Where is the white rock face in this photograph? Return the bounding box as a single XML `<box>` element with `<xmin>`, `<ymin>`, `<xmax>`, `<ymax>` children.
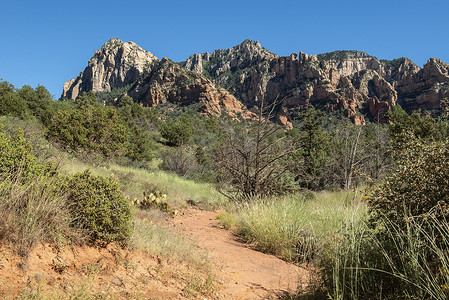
<box><xmin>62</xmin><ymin>38</ymin><xmax>158</xmax><ymax>99</ymax></box>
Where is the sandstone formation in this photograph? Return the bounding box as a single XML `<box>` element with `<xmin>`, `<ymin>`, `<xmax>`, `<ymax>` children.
<box><xmin>184</xmin><ymin>42</ymin><xmax>449</xmax><ymax>124</ymax></box>
<box><xmin>128</xmin><ymin>57</ymin><xmax>255</xmax><ymax>118</ymax></box>
<box><xmin>63</xmin><ymin>38</ymin><xmax>449</xmax><ymax>127</ymax></box>
<box><xmin>63</xmin><ymin>38</ymin><xmax>158</xmax><ymax>99</ymax></box>
<box><xmin>62</xmin><ymin>39</ymin><xmax>255</xmax><ymax>118</ymax></box>
<box><xmin>396</xmin><ymin>58</ymin><xmax>449</xmax><ymax>113</ymax></box>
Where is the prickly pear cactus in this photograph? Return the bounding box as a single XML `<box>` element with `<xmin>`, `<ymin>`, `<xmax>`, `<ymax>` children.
<box><xmin>131</xmin><ymin>190</ymin><xmax>177</xmax><ymax>216</ymax></box>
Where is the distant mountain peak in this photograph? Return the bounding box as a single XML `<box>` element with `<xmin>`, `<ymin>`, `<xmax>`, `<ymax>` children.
<box><xmin>63</xmin><ymin>39</ymin><xmax>449</xmax><ymax>126</ymax></box>
<box><xmin>238</xmin><ymin>39</ymin><xmax>262</xmax><ymax>48</ymax></box>
<box><xmin>63</xmin><ymin>38</ymin><xmax>158</xmax><ymax>99</ymax></box>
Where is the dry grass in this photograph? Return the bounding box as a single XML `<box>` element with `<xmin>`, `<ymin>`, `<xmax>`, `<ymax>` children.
<box><xmin>220</xmin><ymin>190</ymin><xmax>368</xmax><ymax>263</ymax></box>
<box><xmin>0</xmin><ymin>173</ymin><xmax>71</xmax><ymax>256</ymax></box>
<box><xmin>132</xmin><ymin>208</ymin><xmax>212</xmax><ymax>273</ymax></box>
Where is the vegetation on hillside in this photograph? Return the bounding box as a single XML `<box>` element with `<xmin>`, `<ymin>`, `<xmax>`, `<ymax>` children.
<box><xmin>2</xmin><ymin>78</ymin><xmax>449</xmax><ymax>298</ymax></box>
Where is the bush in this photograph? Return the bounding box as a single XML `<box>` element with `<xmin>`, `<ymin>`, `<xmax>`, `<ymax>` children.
<box><xmin>0</xmin><ymin>127</ymin><xmax>49</xmax><ymax>179</ymax></box>
<box><xmin>159</xmin><ymin>146</ymin><xmax>197</xmax><ymax>176</ymax></box>
<box><xmin>0</xmin><ymin>126</ymin><xmax>69</xmax><ymax>255</ymax></box>
<box><xmin>159</xmin><ymin>118</ymin><xmax>193</xmax><ymax>146</ymax></box>
<box><xmin>369</xmin><ymin>137</ymin><xmax>449</xmax><ymax>228</ymax></box>
<box><xmin>322</xmin><ymin>137</ymin><xmax>449</xmax><ymax>299</ymax></box>
<box><xmin>126</xmin><ymin>125</ymin><xmax>157</xmax><ymax>161</ymax></box>
<box><xmin>0</xmin><ymin>81</ymin><xmax>31</xmax><ymax>119</ymax></box>
<box><xmin>66</xmin><ymin>170</ymin><xmax>133</xmax><ymax>245</ymax></box>
<box><xmin>47</xmin><ymin>105</ymin><xmax>127</xmax><ymax>157</ymax></box>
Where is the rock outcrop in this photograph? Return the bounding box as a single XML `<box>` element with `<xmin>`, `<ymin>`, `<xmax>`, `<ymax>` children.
<box><xmin>396</xmin><ymin>58</ymin><xmax>449</xmax><ymax>112</ymax></box>
<box><xmin>184</xmin><ymin>42</ymin><xmax>449</xmax><ymax>124</ymax></box>
<box><xmin>63</xmin><ymin>38</ymin><xmax>158</xmax><ymax>99</ymax></box>
<box><xmin>185</xmin><ymin>45</ymin><xmax>405</xmax><ymax>123</ymax></box>
<box><xmin>63</xmin><ymin>38</ymin><xmax>449</xmax><ymax>127</ymax></box>
<box><xmin>62</xmin><ymin>39</ymin><xmax>255</xmax><ymax>118</ymax></box>
<box><xmin>128</xmin><ymin>57</ymin><xmax>255</xmax><ymax>118</ymax></box>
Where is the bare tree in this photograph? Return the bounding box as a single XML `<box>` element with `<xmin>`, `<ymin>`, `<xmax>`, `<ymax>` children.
<box><xmin>214</xmin><ymin>100</ymin><xmax>300</xmax><ymax>200</ymax></box>
<box><xmin>329</xmin><ymin>123</ymin><xmax>392</xmax><ymax>190</ymax></box>
<box><xmin>329</xmin><ymin>125</ymin><xmax>367</xmax><ymax>190</ymax></box>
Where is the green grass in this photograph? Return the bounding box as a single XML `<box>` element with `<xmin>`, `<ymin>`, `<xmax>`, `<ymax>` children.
<box><xmin>223</xmin><ymin>190</ymin><xmax>449</xmax><ymax>299</ymax></box>
<box><xmin>59</xmin><ymin>158</ymin><xmax>226</xmax><ymax>209</ymax></box>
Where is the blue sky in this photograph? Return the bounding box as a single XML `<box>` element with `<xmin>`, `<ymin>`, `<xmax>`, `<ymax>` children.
<box><xmin>1</xmin><ymin>0</ymin><xmax>448</xmax><ymax>98</ymax></box>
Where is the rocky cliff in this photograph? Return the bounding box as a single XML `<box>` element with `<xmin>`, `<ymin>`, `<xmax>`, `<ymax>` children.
<box><xmin>396</xmin><ymin>58</ymin><xmax>449</xmax><ymax>112</ymax></box>
<box><xmin>63</xmin><ymin>38</ymin><xmax>449</xmax><ymax>126</ymax></box>
<box><xmin>63</xmin><ymin>38</ymin><xmax>158</xmax><ymax>99</ymax></box>
<box><xmin>184</xmin><ymin>42</ymin><xmax>449</xmax><ymax>124</ymax></box>
<box><xmin>62</xmin><ymin>38</ymin><xmax>254</xmax><ymax>118</ymax></box>
<box><xmin>127</xmin><ymin>57</ymin><xmax>254</xmax><ymax>118</ymax></box>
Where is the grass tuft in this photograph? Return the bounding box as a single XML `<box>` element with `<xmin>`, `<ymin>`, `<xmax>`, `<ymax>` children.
<box><xmin>221</xmin><ymin>190</ymin><xmax>368</xmax><ymax>263</ymax></box>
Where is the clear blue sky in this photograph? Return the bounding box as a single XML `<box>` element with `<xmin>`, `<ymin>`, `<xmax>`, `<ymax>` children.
<box><xmin>1</xmin><ymin>0</ymin><xmax>448</xmax><ymax>98</ymax></box>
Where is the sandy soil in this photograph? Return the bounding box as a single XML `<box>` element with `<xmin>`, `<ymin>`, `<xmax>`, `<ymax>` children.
<box><xmin>0</xmin><ymin>208</ymin><xmax>310</xmax><ymax>299</ymax></box>
<box><xmin>0</xmin><ymin>243</ymin><xmax>209</xmax><ymax>299</ymax></box>
<box><xmin>172</xmin><ymin>208</ymin><xmax>310</xmax><ymax>299</ymax></box>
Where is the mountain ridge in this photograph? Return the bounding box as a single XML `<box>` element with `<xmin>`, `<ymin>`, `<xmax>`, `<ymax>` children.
<box><xmin>62</xmin><ymin>38</ymin><xmax>449</xmax><ymax>126</ymax></box>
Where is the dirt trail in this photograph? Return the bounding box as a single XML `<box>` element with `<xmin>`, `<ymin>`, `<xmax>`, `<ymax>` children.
<box><xmin>172</xmin><ymin>209</ymin><xmax>310</xmax><ymax>299</ymax></box>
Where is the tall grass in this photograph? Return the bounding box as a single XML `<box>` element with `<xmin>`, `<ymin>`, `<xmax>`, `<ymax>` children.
<box><xmin>320</xmin><ymin>204</ymin><xmax>449</xmax><ymax>299</ymax></box>
<box><xmin>0</xmin><ymin>173</ymin><xmax>71</xmax><ymax>256</ymax></box>
<box><xmin>221</xmin><ymin>190</ymin><xmax>368</xmax><ymax>263</ymax></box>
<box><xmin>229</xmin><ymin>190</ymin><xmax>449</xmax><ymax>299</ymax></box>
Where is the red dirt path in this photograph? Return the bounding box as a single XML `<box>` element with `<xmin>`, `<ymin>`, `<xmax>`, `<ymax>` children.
<box><xmin>172</xmin><ymin>209</ymin><xmax>310</xmax><ymax>299</ymax></box>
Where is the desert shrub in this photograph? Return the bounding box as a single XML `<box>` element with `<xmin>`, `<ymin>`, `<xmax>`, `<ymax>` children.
<box><xmin>126</xmin><ymin>125</ymin><xmax>158</xmax><ymax>161</ymax></box>
<box><xmin>0</xmin><ymin>127</ymin><xmax>46</xmax><ymax>178</ymax></box>
<box><xmin>369</xmin><ymin>137</ymin><xmax>449</xmax><ymax>229</ymax></box>
<box><xmin>65</xmin><ymin>170</ymin><xmax>132</xmax><ymax>245</ymax></box>
<box><xmin>366</xmin><ymin>137</ymin><xmax>449</xmax><ymax>298</ymax></box>
<box><xmin>0</xmin><ymin>127</ymin><xmax>69</xmax><ymax>255</ymax></box>
<box><xmin>322</xmin><ymin>208</ymin><xmax>449</xmax><ymax>300</ymax></box>
<box><xmin>0</xmin><ymin>81</ymin><xmax>31</xmax><ymax>119</ymax></box>
<box><xmin>159</xmin><ymin>118</ymin><xmax>193</xmax><ymax>146</ymax></box>
<box><xmin>159</xmin><ymin>146</ymin><xmax>197</xmax><ymax>176</ymax></box>
<box><xmin>322</xmin><ymin>137</ymin><xmax>449</xmax><ymax>299</ymax></box>
<box><xmin>387</xmin><ymin>106</ymin><xmax>444</xmax><ymax>148</ymax></box>
<box><xmin>17</xmin><ymin>84</ymin><xmax>55</xmax><ymax>126</ymax></box>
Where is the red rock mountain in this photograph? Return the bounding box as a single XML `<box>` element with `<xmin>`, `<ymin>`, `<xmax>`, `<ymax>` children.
<box><xmin>63</xmin><ymin>38</ymin><xmax>253</xmax><ymax>119</ymax></box>
<box><xmin>63</xmin><ymin>38</ymin><xmax>449</xmax><ymax>126</ymax></box>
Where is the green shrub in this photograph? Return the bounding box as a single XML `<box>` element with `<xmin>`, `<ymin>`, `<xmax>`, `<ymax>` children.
<box><xmin>322</xmin><ymin>137</ymin><xmax>449</xmax><ymax>299</ymax></box>
<box><xmin>0</xmin><ymin>81</ymin><xmax>31</xmax><ymax>119</ymax></box>
<box><xmin>126</xmin><ymin>125</ymin><xmax>157</xmax><ymax>161</ymax></box>
<box><xmin>66</xmin><ymin>170</ymin><xmax>132</xmax><ymax>245</ymax></box>
<box><xmin>0</xmin><ymin>126</ymin><xmax>69</xmax><ymax>255</ymax></box>
<box><xmin>17</xmin><ymin>84</ymin><xmax>55</xmax><ymax>126</ymax></box>
<box><xmin>0</xmin><ymin>127</ymin><xmax>44</xmax><ymax>178</ymax></box>
<box><xmin>159</xmin><ymin>146</ymin><xmax>197</xmax><ymax>176</ymax></box>
<box><xmin>159</xmin><ymin>118</ymin><xmax>193</xmax><ymax>146</ymax></box>
<box><xmin>369</xmin><ymin>138</ymin><xmax>449</xmax><ymax>229</ymax></box>
<box><xmin>47</xmin><ymin>105</ymin><xmax>127</xmax><ymax>157</ymax></box>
